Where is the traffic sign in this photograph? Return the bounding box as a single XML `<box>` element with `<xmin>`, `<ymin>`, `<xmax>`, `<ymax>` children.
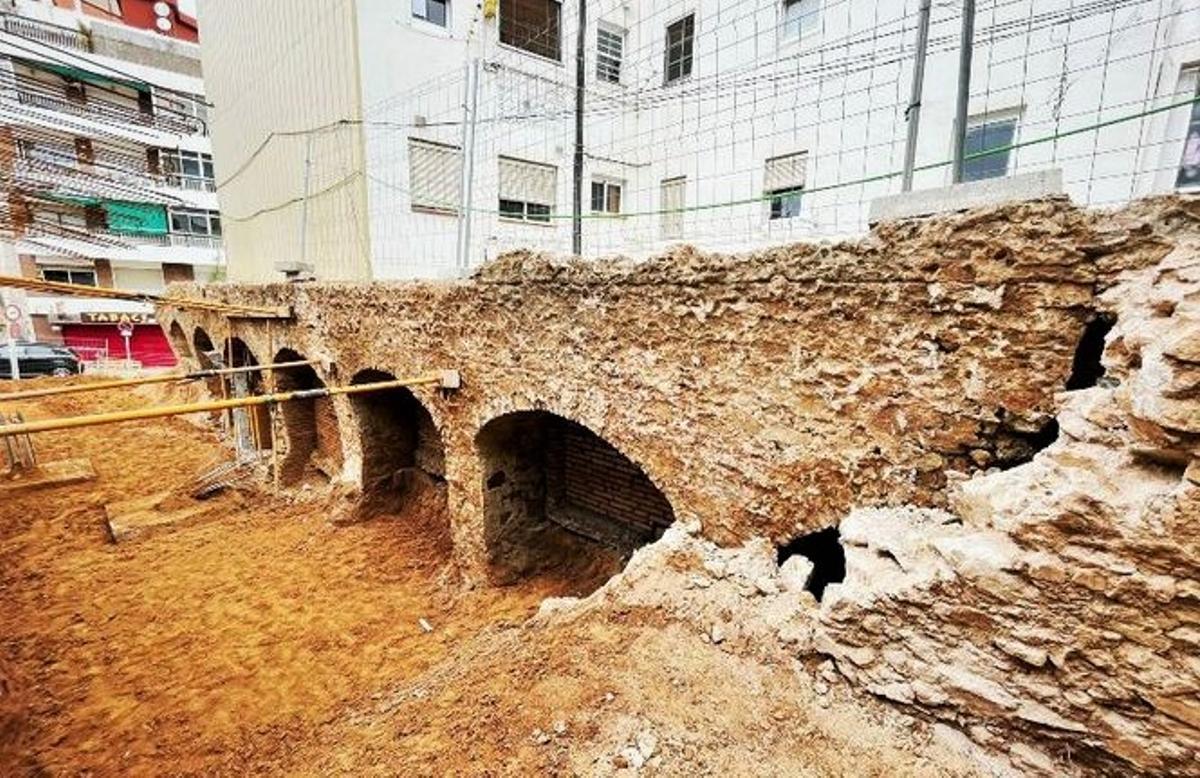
<box><xmin>3</xmin><ymin>303</ymin><xmax>21</xmax><ymax>323</ymax></box>
<box><xmin>118</xmin><ymin>321</ymin><xmax>135</xmax><ymax>337</ymax></box>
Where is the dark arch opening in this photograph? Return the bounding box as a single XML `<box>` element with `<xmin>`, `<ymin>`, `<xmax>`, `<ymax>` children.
<box><xmin>273</xmin><ymin>349</ymin><xmax>341</xmax><ymax>485</ymax></box>
<box><xmin>226</xmin><ymin>337</ymin><xmax>272</xmax><ymax>451</ymax></box>
<box><xmin>475</xmin><ymin>410</ymin><xmax>675</xmax><ymax>594</ymax></box>
<box><xmin>166</xmin><ymin>321</ymin><xmax>190</xmax><ymax>361</ymax></box>
<box><xmin>192</xmin><ymin>327</ymin><xmax>217</xmax><ymax>368</ymax></box>
<box><xmin>1066</xmin><ymin>314</ymin><xmax>1116</xmax><ymax>391</ymax></box>
<box><xmin>349</xmin><ymin>370</ymin><xmax>447</xmax><ymax>532</ymax></box>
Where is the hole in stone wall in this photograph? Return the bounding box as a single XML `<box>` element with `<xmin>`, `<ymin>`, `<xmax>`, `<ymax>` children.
<box><xmin>273</xmin><ymin>349</ymin><xmax>340</xmax><ymax>485</ymax></box>
<box><xmin>1066</xmin><ymin>314</ymin><xmax>1116</xmax><ymax>390</ymax></box>
<box><xmin>776</xmin><ymin>527</ymin><xmax>846</xmax><ymax>601</ymax></box>
<box><xmin>476</xmin><ymin>410</ymin><xmax>674</xmax><ymax>594</ymax></box>
<box><xmin>348</xmin><ymin>370</ymin><xmax>447</xmax><ymax>531</ymax></box>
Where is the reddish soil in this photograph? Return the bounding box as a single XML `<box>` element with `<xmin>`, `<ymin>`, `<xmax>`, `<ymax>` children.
<box><xmin>0</xmin><ymin>378</ymin><xmax>975</xmax><ymax>776</ymax></box>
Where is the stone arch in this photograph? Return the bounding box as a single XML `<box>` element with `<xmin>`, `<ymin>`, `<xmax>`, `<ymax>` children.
<box><xmin>348</xmin><ymin>369</ymin><xmax>447</xmax><ymax>529</ymax></box>
<box><xmin>475</xmin><ymin>410</ymin><xmax>675</xmax><ymax>592</ymax></box>
<box><xmin>272</xmin><ymin>349</ymin><xmax>342</xmax><ymax>484</ymax></box>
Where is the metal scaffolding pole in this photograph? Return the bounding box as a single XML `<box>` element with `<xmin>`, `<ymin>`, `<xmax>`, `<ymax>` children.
<box><xmin>0</xmin><ymin>373</ymin><xmax>457</xmax><ymax>437</ymax></box>
<box><xmin>951</xmin><ymin>0</ymin><xmax>977</xmax><ymax>184</ymax></box>
<box><xmin>901</xmin><ymin>0</ymin><xmax>933</xmax><ymax>192</ymax></box>
<box><xmin>0</xmin><ymin>360</ymin><xmax>319</xmax><ymax>402</ymax></box>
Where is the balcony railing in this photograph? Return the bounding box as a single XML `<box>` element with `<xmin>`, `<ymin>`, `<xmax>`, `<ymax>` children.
<box><xmin>1</xmin><ymin>14</ymin><xmax>90</xmax><ymax>52</ymax></box>
<box><xmin>4</xmin><ymin>72</ymin><xmax>207</xmax><ymax>137</ymax></box>
<box><xmin>120</xmin><ymin>232</ymin><xmax>222</xmax><ymax>250</ymax></box>
<box><xmin>164</xmin><ymin>174</ymin><xmax>217</xmax><ymax>193</ymax></box>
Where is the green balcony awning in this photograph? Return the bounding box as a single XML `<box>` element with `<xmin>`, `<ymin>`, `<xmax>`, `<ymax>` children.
<box><xmin>103</xmin><ymin>201</ymin><xmax>167</xmax><ymax>235</ymax></box>
<box><xmin>27</xmin><ymin>60</ymin><xmax>146</xmax><ymax>93</ymax></box>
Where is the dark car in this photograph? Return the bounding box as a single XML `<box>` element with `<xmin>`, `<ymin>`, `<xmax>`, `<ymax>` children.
<box><xmin>0</xmin><ymin>342</ymin><xmax>81</xmax><ymax>379</ymax></box>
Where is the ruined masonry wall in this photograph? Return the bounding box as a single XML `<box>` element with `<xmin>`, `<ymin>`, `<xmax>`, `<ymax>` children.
<box><xmin>162</xmin><ymin>198</ymin><xmax>1180</xmax><ymax>582</ymax></box>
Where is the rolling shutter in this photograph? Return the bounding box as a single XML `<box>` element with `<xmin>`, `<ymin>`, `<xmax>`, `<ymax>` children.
<box><xmin>408</xmin><ymin>138</ymin><xmax>462</xmax><ymax>212</ymax></box>
<box><xmin>499</xmin><ymin>156</ymin><xmax>556</xmax><ymax>206</ymax></box>
<box><xmin>764</xmin><ymin>151</ymin><xmax>808</xmax><ymax>193</ymax></box>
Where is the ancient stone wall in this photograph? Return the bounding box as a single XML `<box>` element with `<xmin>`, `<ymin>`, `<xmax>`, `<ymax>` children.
<box><xmin>162</xmin><ymin>197</ymin><xmax>1176</xmax><ymax>582</ymax></box>
<box><xmin>161</xmin><ymin>196</ymin><xmax>1200</xmax><ymax>775</ymax></box>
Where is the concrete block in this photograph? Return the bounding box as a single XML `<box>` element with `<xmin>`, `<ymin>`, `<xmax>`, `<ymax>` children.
<box><xmin>868</xmin><ymin>169</ymin><xmax>1064</xmax><ymax>224</ymax></box>
<box><xmin>104</xmin><ymin>490</ymin><xmax>232</xmax><ymax>542</ymax></box>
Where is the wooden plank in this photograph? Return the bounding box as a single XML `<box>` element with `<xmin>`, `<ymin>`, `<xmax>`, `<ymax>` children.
<box><xmin>0</xmin><ymin>458</ymin><xmax>95</xmax><ymax>494</ymax></box>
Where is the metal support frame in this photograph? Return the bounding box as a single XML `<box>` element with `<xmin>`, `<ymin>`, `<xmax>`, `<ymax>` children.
<box><xmin>951</xmin><ymin>0</ymin><xmax>977</xmax><ymax>184</ymax></box>
<box><xmin>456</xmin><ymin>58</ymin><xmax>481</xmax><ymax>275</ymax></box>
<box><xmin>572</xmin><ymin>0</ymin><xmax>587</xmax><ymax>255</ymax></box>
<box><xmin>901</xmin><ymin>0</ymin><xmax>933</xmax><ymax>192</ymax></box>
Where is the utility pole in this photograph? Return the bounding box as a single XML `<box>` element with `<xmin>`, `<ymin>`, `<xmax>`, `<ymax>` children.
<box><xmin>901</xmin><ymin>0</ymin><xmax>932</xmax><ymax>192</ymax></box>
<box><xmin>572</xmin><ymin>0</ymin><xmax>586</xmax><ymax>255</ymax></box>
<box><xmin>456</xmin><ymin>58</ymin><xmax>480</xmax><ymax>275</ymax></box>
<box><xmin>951</xmin><ymin>0</ymin><xmax>976</xmax><ymax>184</ymax></box>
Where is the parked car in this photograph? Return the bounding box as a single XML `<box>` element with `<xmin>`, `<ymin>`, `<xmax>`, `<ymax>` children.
<box><xmin>0</xmin><ymin>342</ymin><xmax>82</xmax><ymax>379</ymax></box>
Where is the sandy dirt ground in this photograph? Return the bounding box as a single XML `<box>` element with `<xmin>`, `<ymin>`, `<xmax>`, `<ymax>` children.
<box><xmin>0</xmin><ymin>379</ymin><xmax>977</xmax><ymax>776</ymax></box>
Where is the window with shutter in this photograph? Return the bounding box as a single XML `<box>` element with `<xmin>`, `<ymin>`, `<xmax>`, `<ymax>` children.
<box><xmin>408</xmin><ymin>138</ymin><xmax>463</xmax><ymax>213</ymax></box>
<box><xmin>660</xmin><ymin>177</ymin><xmax>685</xmax><ymax>238</ymax></box>
<box><xmin>597</xmin><ymin>24</ymin><xmax>624</xmax><ymax>84</ymax></box>
<box><xmin>499</xmin><ymin>156</ymin><xmax>556</xmax><ymax>222</ymax></box>
<box><xmin>764</xmin><ymin>151</ymin><xmax>807</xmax><ymax>220</ymax></box>
<box><xmin>500</xmin><ymin>0</ymin><xmax>561</xmax><ymax>61</ymax></box>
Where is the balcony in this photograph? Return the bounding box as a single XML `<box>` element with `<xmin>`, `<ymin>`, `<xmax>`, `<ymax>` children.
<box><xmin>4</xmin><ymin>71</ymin><xmax>206</xmax><ymax>138</ymax></box>
<box><xmin>1</xmin><ymin>14</ymin><xmax>90</xmax><ymax>52</ymax></box>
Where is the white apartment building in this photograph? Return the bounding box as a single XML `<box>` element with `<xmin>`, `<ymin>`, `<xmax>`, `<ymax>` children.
<box><xmin>0</xmin><ymin>0</ymin><xmax>221</xmax><ymax>367</ymax></box>
<box><xmin>198</xmin><ymin>0</ymin><xmax>1200</xmax><ymax>282</ymax></box>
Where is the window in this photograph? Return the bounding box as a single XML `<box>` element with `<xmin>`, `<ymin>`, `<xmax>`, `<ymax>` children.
<box><xmin>169</xmin><ymin>207</ymin><xmax>222</xmax><ymax>236</ymax></box>
<box><xmin>660</xmin><ymin>176</ymin><xmax>685</xmax><ymax>239</ymax></box>
<box><xmin>155</xmin><ymin>91</ymin><xmax>209</xmax><ymax>134</ymax></box>
<box><xmin>408</xmin><ymin>138</ymin><xmax>462</xmax><ymax>213</ymax></box>
<box><xmin>1176</xmin><ymin>77</ymin><xmax>1200</xmax><ymax>190</ymax></box>
<box><xmin>498</xmin><ymin>156</ymin><xmax>556</xmax><ymax>223</ymax></box>
<box><xmin>765</xmin><ymin>151</ymin><xmax>807</xmax><ymax>219</ymax></box>
<box><xmin>665</xmin><ymin>14</ymin><xmax>694</xmax><ymax>85</ymax></box>
<box><xmin>159</xmin><ymin>148</ymin><xmax>216</xmax><ymax>190</ymax></box>
<box><xmin>41</xmin><ymin>267</ymin><xmax>97</xmax><ymax>286</ymax></box>
<box><xmin>412</xmin><ymin>0</ymin><xmax>448</xmax><ymax>27</ymax></box>
<box><xmin>500</xmin><ymin>0</ymin><xmax>561</xmax><ymax>61</ymax></box>
<box><xmin>16</xmin><ymin>138</ymin><xmax>75</xmax><ymax>166</ymax></box>
<box><xmin>64</xmin><ymin>79</ymin><xmax>85</xmax><ymax>103</ymax></box>
<box><xmin>782</xmin><ymin>0</ymin><xmax>820</xmax><ymax>41</ymax></box>
<box><xmin>591</xmin><ymin>180</ymin><xmax>622</xmax><ymax>214</ymax></box>
<box><xmin>962</xmin><ymin>116</ymin><xmax>1017</xmax><ymax>182</ymax></box>
<box><xmin>596</xmin><ymin>23</ymin><xmax>624</xmax><ymax>84</ymax></box>
<box><xmin>38</xmin><ymin>208</ymin><xmax>88</xmax><ymax>232</ymax></box>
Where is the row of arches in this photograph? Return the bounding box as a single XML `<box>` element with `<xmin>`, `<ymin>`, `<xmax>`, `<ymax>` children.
<box><xmin>180</xmin><ymin>324</ymin><xmax>676</xmax><ymax>592</ymax></box>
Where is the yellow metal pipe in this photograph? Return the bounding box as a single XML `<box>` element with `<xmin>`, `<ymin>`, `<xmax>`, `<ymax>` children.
<box><xmin>0</xmin><ymin>375</ymin><xmax>445</xmax><ymax>437</ymax></box>
<box><xmin>0</xmin><ymin>360</ymin><xmax>319</xmax><ymax>402</ymax></box>
<box><xmin>0</xmin><ymin>274</ymin><xmax>286</xmax><ymax>317</ymax></box>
